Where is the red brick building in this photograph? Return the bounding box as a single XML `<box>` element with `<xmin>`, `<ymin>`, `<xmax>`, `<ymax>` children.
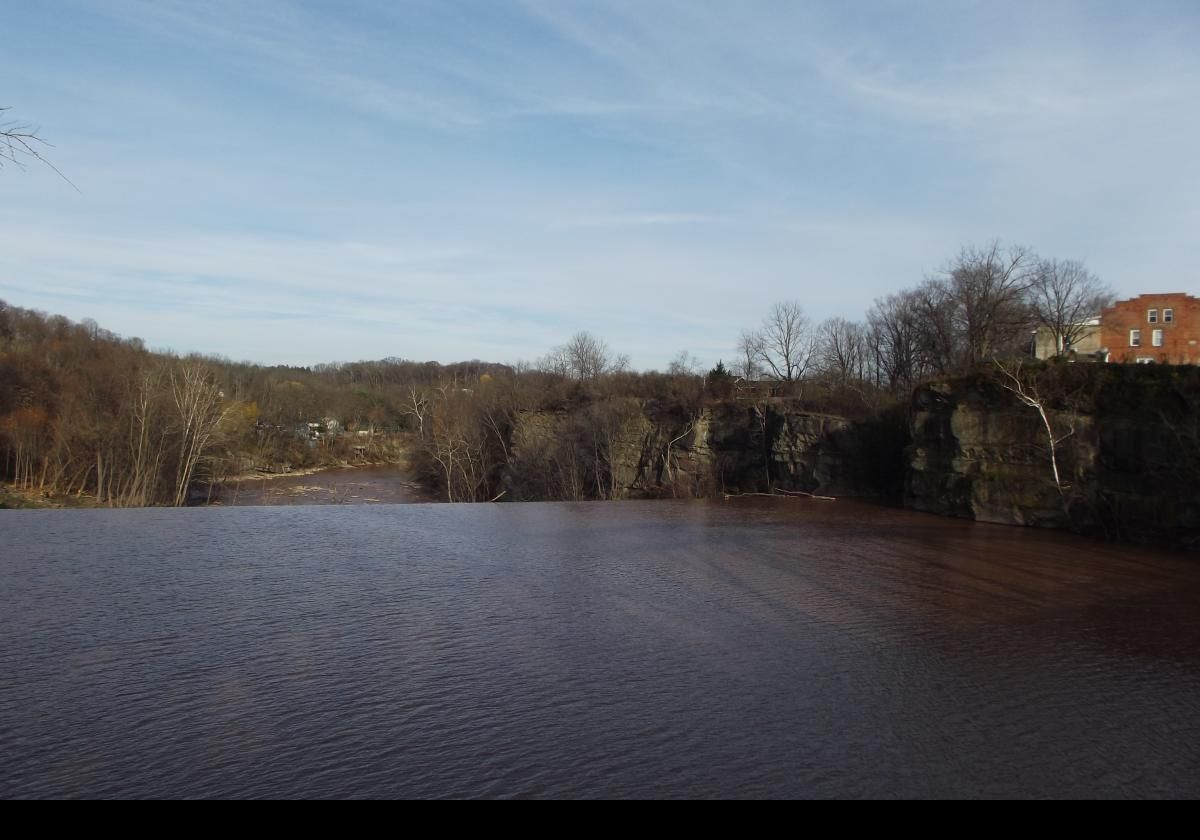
<box><xmin>1100</xmin><ymin>293</ymin><xmax>1200</xmax><ymax>364</ymax></box>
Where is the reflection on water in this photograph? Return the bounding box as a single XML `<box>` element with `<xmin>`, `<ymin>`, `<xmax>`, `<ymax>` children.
<box><xmin>2</xmin><ymin>498</ymin><xmax>1198</xmax><ymax>798</ymax></box>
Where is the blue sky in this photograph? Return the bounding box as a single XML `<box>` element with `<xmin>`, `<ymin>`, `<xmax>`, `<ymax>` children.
<box><xmin>2</xmin><ymin>1</ymin><xmax>1198</xmax><ymax>368</ymax></box>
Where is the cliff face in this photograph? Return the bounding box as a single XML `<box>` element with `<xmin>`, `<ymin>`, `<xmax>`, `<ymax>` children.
<box><xmin>907</xmin><ymin>366</ymin><xmax>1200</xmax><ymax>546</ymax></box>
<box><xmin>504</xmin><ymin>398</ymin><xmax>906</xmax><ymax>501</ymax></box>
<box><xmin>502</xmin><ymin>366</ymin><xmax>1199</xmax><ymax>546</ymax></box>
<box><xmin>907</xmin><ymin>380</ymin><xmax>1095</xmax><ymax>527</ymax></box>
<box><xmin>644</xmin><ymin>403</ymin><xmax>870</xmax><ymax>497</ymax></box>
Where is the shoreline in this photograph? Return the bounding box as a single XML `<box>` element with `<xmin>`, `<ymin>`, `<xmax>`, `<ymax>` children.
<box><xmin>2</xmin><ymin>462</ymin><xmax>417</xmax><ymax>509</ymax></box>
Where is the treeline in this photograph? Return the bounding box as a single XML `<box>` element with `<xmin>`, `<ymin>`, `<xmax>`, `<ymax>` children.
<box><xmin>393</xmin><ymin>241</ymin><xmax>1117</xmax><ymax>502</ymax></box>
<box><xmin>0</xmin><ymin>300</ymin><xmax>511</xmax><ymax>505</ymax></box>
<box><xmin>737</xmin><ymin>243</ymin><xmax>1114</xmax><ymax>397</ymax></box>
<box><xmin>0</xmin><ymin>300</ymin><xmax>724</xmax><ymax>505</ymax></box>
<box><xmin>0</xmin><ymin>241</ymin><xmax>1115</xmax><ymax>506</ymax></box>
<box><xmin>1</xmin><ymin>305</ymin><xmax>230</xmax><ymax>505</ymax></box>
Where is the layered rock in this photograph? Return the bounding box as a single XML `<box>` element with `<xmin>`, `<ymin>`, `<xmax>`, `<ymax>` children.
<box><xmin>501</xmin><ymin>365</ymin><xmax>1199</xmax><ymax>546</ymax></box>
<box><xmin>907</xmin><ymin>366</ymin><xmax>1200</xmax><ymax>546</ymax></box>
<box><xmin>504</xmin><ymin>398</ymin><xmax>903</xmax><ymax>501</ymax></box>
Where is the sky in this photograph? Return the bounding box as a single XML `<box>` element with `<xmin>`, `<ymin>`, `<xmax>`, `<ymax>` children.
<box><xmin>2</xmin><ymin>0</ymin><xmax>1198</xmax><ymax>369</ymax></box>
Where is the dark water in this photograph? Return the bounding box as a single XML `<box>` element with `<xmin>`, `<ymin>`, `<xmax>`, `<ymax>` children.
<box><xmin>2</xmin><ymin>499</ymin><xmax>1199</xmax><ymax>799</ymax></box>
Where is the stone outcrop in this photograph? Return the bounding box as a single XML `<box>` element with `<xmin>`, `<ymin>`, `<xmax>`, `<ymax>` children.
<box><xmin>907</xmin><ymin>379</ymin><xmax>1095</xmax><ymax>528</ymax></box>
<box><xmin>907</xmin><ymin>365</ymin><xmax>1200</xmax><ymax>546</ymax></box>
<box><xmin>501</xmin><ymin>365</ymin><xmax>1199</xmax><ymax>547</ymax></box>
<box><xmin>504</xmin><ymin>397</ymin><xmax>906</xmax><ymax>501</ymax></box>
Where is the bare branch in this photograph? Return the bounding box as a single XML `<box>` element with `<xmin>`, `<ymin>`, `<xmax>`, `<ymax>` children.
<box><xmin>752</xmin><ymin>301</ymin><xmax>815</xmax><ymax>383</ymax></box>
<box><xmin>992</xmin><ymin>357</ymin><xmax>1070</xmax><ymax>494</ymax></box>
<box><xmin>1028</xmin><ymin>258</ymin><xmax>1114</xmax><ymax>357</ymax></box>
<box><xmin>0</xmin><ymin>106</ymin><xmax>80</xmax><ymax>192</ymax></box>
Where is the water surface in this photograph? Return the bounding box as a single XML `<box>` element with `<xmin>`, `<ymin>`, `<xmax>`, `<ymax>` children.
<box><xmin>2</xmin><ymin>499</ymin><xmax>1198</xmax><ymax>798</ymax></box>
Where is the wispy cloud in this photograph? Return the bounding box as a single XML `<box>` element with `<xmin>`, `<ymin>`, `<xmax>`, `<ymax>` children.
<box><xmin>553</xmin><ymin>212</ymin><xmax>728</xmax><ymax>229</ymax></box>
<box><xmin>3</xmin><ymin>1</ymin><xmax>1198</xmax><ymax>369</ymax></box>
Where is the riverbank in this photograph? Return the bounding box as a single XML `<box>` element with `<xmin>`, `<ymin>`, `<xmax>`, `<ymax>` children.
<box><xmin>1</xmin><ymin>461</ymin><xmax>425</xmax><ymax>509</ymax></box>
<box><xmin>0</xmin><ymin>484</ymin><xmax>100</xmax><ymax>510</ymax></box>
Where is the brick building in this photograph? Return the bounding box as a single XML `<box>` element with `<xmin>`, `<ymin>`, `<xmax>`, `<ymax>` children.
<box><xmin>1100</xmin><ymin>293</ymin><xmax>1200</xmax><ymax>364</ymax></box>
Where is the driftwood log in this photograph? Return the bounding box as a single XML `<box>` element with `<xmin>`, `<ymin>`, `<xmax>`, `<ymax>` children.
<box><xmin>724</xmin><ymin>488</ymin><xmax>836</xmax><ymax>502</ymax></box>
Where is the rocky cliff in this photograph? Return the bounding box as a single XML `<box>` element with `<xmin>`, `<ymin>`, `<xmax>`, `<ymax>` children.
<box><xmin>907</xmin><ymin>365</ymin><xmax>1200</xmax><ymax>546</ymax></box>
<box><xmin>503</xmin><ymin>397</ymin><xmax>907</xmax><ymax>501</ymax></box>
<box><xmin>500</xmin><ymin>366</ymin><xmax>1199</xmax><ymax>546</ymax></box>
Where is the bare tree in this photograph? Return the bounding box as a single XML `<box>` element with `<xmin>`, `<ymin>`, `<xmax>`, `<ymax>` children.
<box><xmin>405</xmin><ymin>386</ymin><xmax>429</xmax><ymax>437</ymax></box>
<box><xmin>993</xmin><ymin>358</ymin><xmax>1075</xmax><ymax>494</ymax></box>
<box><xmin>170</xmin><ymin>361</ymin><xmax>233</xmax><ymax>507</ymax></box>
<box><xmin>582</xmin><ymin>398</ymin><xmax>641</xmax><ymax>500</ymax></box>
<box><xmin>942</xmin><ymin>243</ymin><xmax>1038</xmax><ymax>364</ymax></box>
<box><xmin>866</xmin><ymin>292</ymin><xmax>923</xmax><ymax>392</ymax></box>
<box><xmin>661</xmin><ymin>420</ymin><xmax>696</xmax><ymax>496</ymax></box>
<box><xmin>123</xmin><ymin>363</ymin><xmax>170</xmax><ymax>507</ymax></box>
<box><xmin>869</xmin><ymin>243</ymin><xmax>1036</xmax><ymax>381</ymax></box>
<box><xmin>667</xmin><ymin>350</ymin><xmax>702</xmax><ymax>377</ymax></box>
<box><xmin>816</xmin><ymin>317</ymin><xmax>868</xmax><ymax>387</ymax></box>
<box><xmin>536</xmin><ymin>345</ymin><xmax>571</xmax><ymax>378</ymax></box>
<box><xmin>751</xmin><ymin>301</ymin><xmax>815</xmax><ymax>382</ymax></box>
<box><xmin>910</xmin><ymin>279</ymin><xmax>959</xmax><ymax>376</ymax></box>
<box><xmin>568</xmin><ymin>331</ymin><xmax>621</xmax><ymax>380</ymax></box>
<box><xmin>735</xmin><ymin>329</ymin><xmax>763</xmax><ymax>381</ymax></box>
<box><xmin>1027</xmin><ymin>259</ymin><xmax>1114</xmax><ymax>356</ymax></box>
<box><xmin>418</xmin><ymin>382</ymin><xmax>513</xmax><ymax>503</ymax></box>
<box><xmin>423</xmin><ymin>384</ymin><xmax>486</xmax><ymax>502</ymax></box>
<box><xmin>1</xmin><ymin>106</ymin><xmax>77</xmax><ymax>190</ymax></box>
<box><xmin>541</xmin><ymin>332</ymin><xmax>628</xmax><ymax>380</ymax></box>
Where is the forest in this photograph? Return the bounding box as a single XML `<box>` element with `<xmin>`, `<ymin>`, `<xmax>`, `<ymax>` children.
<box><xmin>1</xmin><ymin>243</ymin><xmax>1114</xmax><ymax>506</ymax></box>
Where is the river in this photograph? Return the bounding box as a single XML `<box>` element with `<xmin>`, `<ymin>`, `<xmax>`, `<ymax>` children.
<box><xmin>2</xmin><ymin>498</ymin><xmax>1198</xmax><ymax>798</ymax></box>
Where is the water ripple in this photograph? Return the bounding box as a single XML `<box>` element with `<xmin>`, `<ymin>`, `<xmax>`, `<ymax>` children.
<box><xmin>2</xmin><ymin>499</ymin><xmax>1199</xmax><ymax>798</ymax></box>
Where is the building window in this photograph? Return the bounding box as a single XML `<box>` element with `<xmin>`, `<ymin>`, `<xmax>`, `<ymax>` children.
<box><xmin>1136</xmin><ymin>357</ymin><xmax>1155</xmax><ymax>365</ymax></box>
<box><xmin>1130</xmin><ymin>329</ymin><xmax>1141</xmax><ymax>347</ymax></box>
<box><xmin>1153</xmin><ymin>329</ymin><xmax>1164</xmax><ymax>347</ymax></box>
<box><xmin>1148</xmin><ymin>309</ymin><xmax>1158</xmax><ymax>323</ymax></box>
<box><xmin>1164</xmin><ymin>308</ymin><xmax>1174</xmax><ymax>324</ymax></box>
